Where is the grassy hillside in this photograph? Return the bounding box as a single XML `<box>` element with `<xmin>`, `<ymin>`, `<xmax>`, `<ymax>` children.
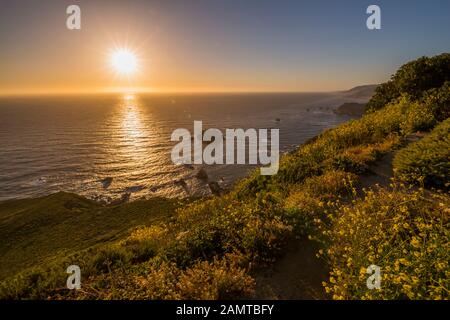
<box><xmin>0</xmin><ymin>54</ymin><xmax>449</xmax><ymax>300</ymax></box>
<box><xmin>0</xmin><ymin>193</ymin><xmax>179</xmax><ymax>281</ymax></box>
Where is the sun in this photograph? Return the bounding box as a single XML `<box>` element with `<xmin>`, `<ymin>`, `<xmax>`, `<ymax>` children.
<box><xmin>110</xmin><ymin>49</ymin><xmax>138</xmax><ymax>75</ymax></box>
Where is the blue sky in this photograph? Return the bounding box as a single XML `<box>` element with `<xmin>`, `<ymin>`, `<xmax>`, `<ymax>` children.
<box><xmin>1</xmin><ymin>0</ymin><xmax>449</xmax><ymax>93</ymax></box>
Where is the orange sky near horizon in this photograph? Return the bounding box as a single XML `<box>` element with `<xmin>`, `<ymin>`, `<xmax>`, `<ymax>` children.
<box><xmin>2</xmin><ymin>0</ymin><xmax>449</xmax><ymax>96</ymax></box>
<box><xmin>0</xmin><ymin>1</ymin><xmax>393</xmax><ymax>96</ymax></box>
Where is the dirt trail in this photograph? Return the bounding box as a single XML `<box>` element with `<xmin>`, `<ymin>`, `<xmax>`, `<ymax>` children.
<box><xmin>358</xmin><ymin>133</ymin><xmax>423</xmax><ymax>192</ymax></box>
<box><xmin>253</xmin><ymin>133</ymin><xmax>423</xmax><ymax>300</ymax></box>
<box><xmin>254</xmin><ymin>239</ymin><xmax>328</xmax><ymax>299</ymax></box>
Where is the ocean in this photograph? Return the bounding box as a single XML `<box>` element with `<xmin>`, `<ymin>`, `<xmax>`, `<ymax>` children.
<box><xmin>0</xmin><ymin>92</ymin><xmax>360</xmax><ymax>202</ymax></box>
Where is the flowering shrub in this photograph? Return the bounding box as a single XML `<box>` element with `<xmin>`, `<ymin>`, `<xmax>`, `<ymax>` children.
<box><xmin>78</xmin><ymin>254</ymin><xmax>255</xmax><ymax>300</ymax></box>
<box><xmin>320</xmin><ymin>187</ymin><xmax>450</xmax><ymax>299</ymax></box>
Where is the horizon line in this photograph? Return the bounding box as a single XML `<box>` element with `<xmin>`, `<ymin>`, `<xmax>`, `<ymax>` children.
<box><xmin>0</xmin><ymin>84</ymin><xmax>378</xmax><ymax>97</ymax></box>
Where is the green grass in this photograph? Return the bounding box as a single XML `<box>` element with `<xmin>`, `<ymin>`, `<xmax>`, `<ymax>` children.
<box><xmin>393</xmin><ymin>118</ymin><xmax>450</xmax><ymax>190</ymax></box>
<box><xmin>0</xmin><ymin>192</ymin><xmax>179</xmax><ymax>281</ymax></box>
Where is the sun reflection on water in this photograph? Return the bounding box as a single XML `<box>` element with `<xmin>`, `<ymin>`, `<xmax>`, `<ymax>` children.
<box><xmin>121</xmin><ymin>94</ymin><xmax>144</xmax><ymax>140</ymax></box>
<box><xmin>123</xmin><ymin>94</ymin><xmax>135</xmax><ymax>101</ymax></box>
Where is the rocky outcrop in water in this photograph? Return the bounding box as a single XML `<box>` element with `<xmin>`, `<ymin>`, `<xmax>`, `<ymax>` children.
<box><xmin>124</xmin><ymin>185</ymin><xmax>145</xmax><ymax>193</ymax></box>
<box><xmin>195</xmin><ymin>168</ymin><xmax>208</xmax><ymax>181</ymax></box>
<box><xmin>100</xmin><ymin>177</ymin><xmax>113</xmax><ymax>189</ymax></box>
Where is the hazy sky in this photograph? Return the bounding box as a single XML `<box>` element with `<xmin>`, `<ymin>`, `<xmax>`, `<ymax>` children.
<box><xmin>1</xmin><ymin>0</ymin><xmax>449</xmax><ymax>94</ymax></box>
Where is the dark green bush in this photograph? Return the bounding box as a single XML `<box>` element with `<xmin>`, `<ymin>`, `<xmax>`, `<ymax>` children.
<box><xmin>366</xmin><ymin>53</ymin><xmax>450</xmax><ymax>113</ymax></box>
<box><xmin>421</xmin><ymin>81</ymin><xmax>450</xmax><ymax>122</ymax></box>
<box><xmin>127</xmin><ymin>240</ymin><xmax>157</xmax><ymax>264</ymax></box>
<box><xmin>89</xmin><ymin>246</ymin><xmax>131</xmax><ymax>273</ymax></box>
<box><xmin>365</xmin><ymin>80</ymin><xmax>400</xmax><ymax>113</ymax></box>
